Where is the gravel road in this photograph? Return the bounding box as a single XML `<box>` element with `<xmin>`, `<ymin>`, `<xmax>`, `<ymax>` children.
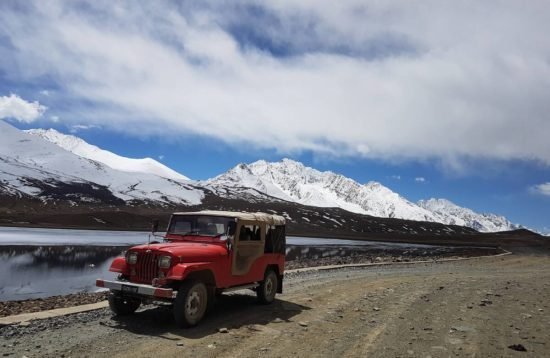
<box><xmin>1</xmin><ymin>254</ymin><xmax>549</xmax><ymax>357</ymax></box>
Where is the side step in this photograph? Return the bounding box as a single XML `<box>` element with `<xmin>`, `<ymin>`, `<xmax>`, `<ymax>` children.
<box><xmin>221</xmin><ymin>282</ymin><xmax>259</xmax><ymax>293</ymax></box>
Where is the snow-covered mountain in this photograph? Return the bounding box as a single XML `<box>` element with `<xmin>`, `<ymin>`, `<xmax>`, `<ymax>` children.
<box><xmin>207</xmin><ymin>159</ymin><xmax>438</xmax><ymax>222</ymax></box>
<box><xmin>25</xmin><ymin>128</ymin><xmax>189</xmax><ymax>181</ymax></box>
<box><xmin>0</xmin><ymin>121</ymin><xmax>202</xmax><ymax>205</ymax></box>
<box><xmin>1</xmin><ymin>121</ymin><xmax>521</xmax><ymax>232</ymax></box>
<box><xmin>418</xmin><ymin>198</ymin><xmax>519</xmax><ymax>233</ymax></box>
<box><xmin>208</xmin><ymin>159</ymin><xmax>519</xmax><ymax>232</ymax></box>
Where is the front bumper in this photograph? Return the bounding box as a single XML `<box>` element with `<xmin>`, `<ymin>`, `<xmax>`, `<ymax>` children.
<box><xmin>96</xmin><ymin>279</ymin><xmax>175</xmax><ymax>299</ymax></box>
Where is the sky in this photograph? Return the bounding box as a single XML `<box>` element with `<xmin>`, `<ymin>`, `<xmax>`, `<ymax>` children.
<box><xmin>0</xmin><ymin>1</ymin><xmax>549</xmax><ymax>232</ymax></box>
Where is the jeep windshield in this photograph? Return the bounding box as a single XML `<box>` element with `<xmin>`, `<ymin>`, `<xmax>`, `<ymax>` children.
<box><xmin>165</xmin><ymin>215</ymin><xmax>234</xmax><ymax>241</ymax></box>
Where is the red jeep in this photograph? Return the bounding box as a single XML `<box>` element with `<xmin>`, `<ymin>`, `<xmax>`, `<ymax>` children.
<box><xmin>96</xmin><ymin>211</ymin><xmax>286</xmax><ymax>327</ymax></box>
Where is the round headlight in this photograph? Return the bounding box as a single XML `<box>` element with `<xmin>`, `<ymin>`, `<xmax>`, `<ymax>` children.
<box><xmin>126</xmin><ymin>251</ymin><xmax>138</xmax><ymax>265</ymax></box>
<box><xmin>158</xmin><ymin>255</ymin><xmax>172</xmax><ymax>268</ymax></box>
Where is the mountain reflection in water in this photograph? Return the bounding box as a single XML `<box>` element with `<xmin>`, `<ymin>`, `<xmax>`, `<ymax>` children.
<box><xmin>0</xmin><ymin>245</ymin><xmax>125</xmax><ymax>301</ymax></box>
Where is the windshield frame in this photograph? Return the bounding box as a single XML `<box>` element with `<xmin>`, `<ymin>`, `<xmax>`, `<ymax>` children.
<box><xmin>165</xmin><ymin>215</ymin><xmax>235</xmax><ymax>241</ymax></box>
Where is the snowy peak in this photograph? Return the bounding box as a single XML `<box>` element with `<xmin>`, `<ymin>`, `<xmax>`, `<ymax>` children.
<box><xmin>0</xmin><ymin>121</ymin><xmax>202</xmax><ymax>205</ymax></box>
<box><xmin>418</xmin><ymin>198</ymin><xmax>519</xmax><ymax>233</ymax></box>
<box><xmin>209</xmin><ymin>159</ymin><xmax>438</xmax><ymax>222</ymax></box>
<box><xmin>2</xmin><ymin>121</ymin><xmax>521</xmax><ymax>233</ymax></box>
<box><xmin>209</xmin><ymin>159</ymin><xmax>520</xmax><ymax>232</ymax></box>
<box><xmin>25</xmin><ymin>128</ymin><xmax>189</xmax><ymax>181</ymax></box>
<box><xmin>25</xmin><ymin>128</ymin><xmax>88</xmax><ymax>153</ymax></box>
<box><xmin>209</xmin><ymin>162</ymin><xmax>293</xmax><ymax>201</ymax></box>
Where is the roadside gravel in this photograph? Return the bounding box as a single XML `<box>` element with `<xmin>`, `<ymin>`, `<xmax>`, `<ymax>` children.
<box><xmin>0</xmin><ymin>292</ymin><xmax>109</xmax><ymax>318</ymax></box>
<box><xmin>2</xmin><ymin>254</ymin><xmax>549</xmax><ymax>357</ymax></box>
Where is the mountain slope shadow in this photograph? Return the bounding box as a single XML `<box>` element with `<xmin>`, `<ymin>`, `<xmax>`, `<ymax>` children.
<box><xmin>104</xmin><ymin>293</ymin><xmax>310</xmax><ymax>339</ymax></box>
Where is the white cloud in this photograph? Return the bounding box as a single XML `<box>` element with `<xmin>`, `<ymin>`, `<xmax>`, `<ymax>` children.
<box><xmin>0</xmin><ymin>94</ymin><xmax>47</xmax><ymax>123</ymax></box>
<box><xmin>390</xmin><ymin>175</ymin><xmax>401</xmax><ymax>180</ymax></box>
<box><xmin>415</xmin><ymin>177</ymin><xmax>426</xmax><ymax>183</ymax></box>
<box><xmin>69</xmin><ymin>124</ymin><xmax>100</xmax><ymax>133</ymax></box>
<box><xmin>50</xmin><ymin>115</ymin><xmax>60</xmax><ymax>122</ymax></box>
<box><xmin>1</xmin><ymin>1</ymin><xmax>549</xmax><ymax>166</ymax></box>
<box><xmin>532</xmin><ymin>182</ymin><xmax>550</xmax><ymax>197</ymax></box>
<box><xmin>40</xmin><ymin>90</ymin><xmax>50</xmax><ymax>96</ymax></box>
<box><xmin>158</xmin><ymin>155</ymin><xmax>165</xmax><ymax>160</ymax></box>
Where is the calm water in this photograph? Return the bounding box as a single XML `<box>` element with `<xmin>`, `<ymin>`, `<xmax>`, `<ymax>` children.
<box><xmin>0</xmin><ymin>227</ymin><xmax>155</xmax><ymax>246</ymax></box>
<box><xmin>0</xmin><ymin>227</ymin><xmax>436</xmax><ymax>248</ymax></box>
<box><xmin>0</xmin><ymin>227</ymin><xmax>445</xmax><ymax>301</ymax></box>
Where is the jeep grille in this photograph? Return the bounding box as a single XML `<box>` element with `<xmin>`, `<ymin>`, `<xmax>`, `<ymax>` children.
<box><xmin>135</xmin><ymin>251</ymin><xmax>158</xmax><ymax>284</ymax></box>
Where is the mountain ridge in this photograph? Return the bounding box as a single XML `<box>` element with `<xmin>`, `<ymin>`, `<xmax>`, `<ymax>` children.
<box><xmin>208</xmin><ymin>159</ymin><xmax>519</xmax><ymax>232</ymax></box>
<box><xmin>0</xmin><ymin>121</ymin><xmax>202</xmax><ymax>206</ymax></box>
<box><xmin>25</xmin><ymin>128</ymin><xmax>189</xmax><ymax>181</ymax></box>
<box><xmin>418</xmin><ymin>198</ymin><xmax>519</xmax><ymax>233</ymax></box>
<box><xmin>1</xmin><ymin>121</ymin><xmax>521</xmax><ymax>233</ymax></box>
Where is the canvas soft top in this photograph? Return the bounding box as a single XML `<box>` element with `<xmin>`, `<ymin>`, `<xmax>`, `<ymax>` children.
<box><xmin>172</xmin><ymin>210</ymin><xmax>286</xmax><ymax>225</ymax></box>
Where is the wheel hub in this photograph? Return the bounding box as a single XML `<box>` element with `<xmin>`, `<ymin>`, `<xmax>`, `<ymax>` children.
<box><xmin>186</xmin><ymin>291</ymin><xmax>201</xmax><ymax>317</ymax></box>
<box><xmin>266</xmin><ymin>278</ymin><xmax>273</xmax><ymax>296</ymax></box>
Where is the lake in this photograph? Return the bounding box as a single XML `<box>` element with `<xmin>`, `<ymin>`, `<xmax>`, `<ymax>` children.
<box><xmin>0</xmin><ymin>226</ymin><xmax>436</xmax><ymax>248</ymax></box>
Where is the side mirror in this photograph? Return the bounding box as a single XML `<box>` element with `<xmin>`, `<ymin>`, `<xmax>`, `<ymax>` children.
<box><xmin>227</xmin><ymin>221</ymin><xmax>236</xmax><ymax>236</ymax></box>
<box><xmin>151</xmin><ymin>219</ymin><xmax>159</xmax><ymax>233</ymax></box>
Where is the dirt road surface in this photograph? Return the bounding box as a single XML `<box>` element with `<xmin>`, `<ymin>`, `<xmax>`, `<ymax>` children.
<box><xmin>2</xmin><ymin>254</ymin><xmax>549</xmax><ymax>357</ymax></box>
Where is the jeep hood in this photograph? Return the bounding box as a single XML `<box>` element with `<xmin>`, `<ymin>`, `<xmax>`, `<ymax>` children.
<box><xmin>130</xmin><ymin>241</ymin><xmax>227</xmax><ymax>263</ymax></box>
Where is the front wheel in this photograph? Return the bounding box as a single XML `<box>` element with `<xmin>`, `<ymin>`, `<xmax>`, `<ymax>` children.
<box><xmin>257</xmin><ymin>269</ymin><xmax>278</xmax><ymax>304</ymax></box>
<box><xmin>173</xmin><ymin>280</ymin><xmax>209</xmax><ymax>327</ymax></box>
<box><xmin>108</xmin><ymin>293</ymin><xmax>141</xmax><ymax>315</ymax></box>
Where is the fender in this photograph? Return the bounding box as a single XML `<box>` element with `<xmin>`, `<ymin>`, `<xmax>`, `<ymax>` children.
<box><xmin>109</xmin><ymin>257</ymin><xmax>129</xmax><ymax>274</ymax></box>
<box><xmin>166</xmin><ymin>262</ymin><xmax>215</xmax><ymax>281</ymax></box>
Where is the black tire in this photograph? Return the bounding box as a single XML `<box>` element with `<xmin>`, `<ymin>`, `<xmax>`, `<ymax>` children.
<box><xmin>108</xmin><ymin>293</ymin><xmax>141</xmax><ymax>315</ymax></box>
<box><xmin>173</xmin><ymin>280</ymin><xmax>209</xmax><ymax>327</ymax></box>
<box><xmin>257</xmin><ymin>269</ymin><xmax>278</xmax><ymax>304</ymax></box>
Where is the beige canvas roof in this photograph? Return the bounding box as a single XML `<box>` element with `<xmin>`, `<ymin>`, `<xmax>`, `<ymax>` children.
<box><xmin>172</xmin><ymin>210</ymin><xmax>286</xmax><ymax>225</ymax></box>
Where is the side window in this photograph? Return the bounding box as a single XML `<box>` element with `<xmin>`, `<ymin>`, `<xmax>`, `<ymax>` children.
<box><xmin>239</xmin><ymin>225</ymin><xmax>261</xmax><ymax>241</ymax></box>
<box><xmin>266</xmin><ymin>225</ymin><xmax>285</xmax><ymax>254</ymax></box>
<box><xmin>252</xmin><ymin>225</ymin><xmax>261</xmax><ymax>241</ymax></box>
<box><xmin>265</xmin><ymin>225</ymin><xmax>274</xmax><ymax>252</ymax></box>
<box><xmin>239</xmin><ymin>225</ymin><xmax>252</xmax><ymax>241</ymax></box>
<box><xmin>266</xmin><ymin>225</ymin><xmax>275</xmax><ymax>240</ymax></box>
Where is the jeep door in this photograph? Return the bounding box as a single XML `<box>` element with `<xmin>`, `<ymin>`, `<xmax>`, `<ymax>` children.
<box><xmin>232</xmin><ymin>221</ymin><xmax>264</xmax><ymax>276</ymax></box>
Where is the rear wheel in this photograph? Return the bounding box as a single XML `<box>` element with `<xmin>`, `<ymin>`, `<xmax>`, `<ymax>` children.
<box><xmin>257</xmin><ymin>269</ymin><xmax>278</xmax><ymax>304</ymax></box>
<box><xmin>173</xmin><ymin>280</ymin><xmax>208</xmax><ymax>327</ymax></box>
<box><xmin>108</xmin><ymin>293</ymin><xmax>141</xmax><ymax>315</ymax></box>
